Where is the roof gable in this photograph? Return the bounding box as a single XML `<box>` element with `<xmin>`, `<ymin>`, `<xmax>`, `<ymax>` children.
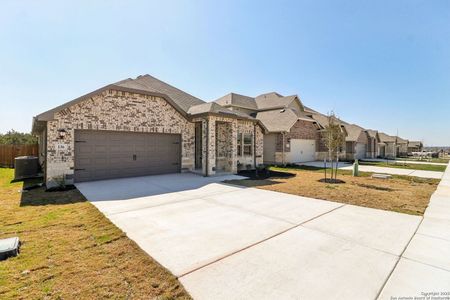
<box><xmin>116</xmin><ymin>74</ymin><xmax>204</xmax><ymax>112</ymax></box>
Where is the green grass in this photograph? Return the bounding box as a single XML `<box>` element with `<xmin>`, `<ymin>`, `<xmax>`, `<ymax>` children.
<box><xmin>396</xmin><ymin>157</ymin><xmax>450</xmax><ymax>163</ymax></box>
<box><xmin>359</xmin><ymin>161</ymin><xmax>447</xmax><ymax>172</ymax></box>
<box><xmin>0</xmin><ymin>168</ymin><xmax>190</xmax><ymax>299</ymax></box>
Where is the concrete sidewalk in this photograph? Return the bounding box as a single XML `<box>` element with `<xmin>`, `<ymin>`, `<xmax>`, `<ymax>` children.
<box><xmin>300</xmin><ymin>161</ymin><xmax>443</xmax><ymax>179</ymax></box>
<box><xmin>378</xmin><ymin>162</ymin><xmax>450</xmax><ymax>299</ymax></box>
<box><xmin>341</xmin><ymin>165</ymin><xmax>443</xmax><ymax>179</ymax></box>
<box><xmin>362</xmin><ymin>158</ymin><xmax>448</xmax><ymax>166</ymax></box>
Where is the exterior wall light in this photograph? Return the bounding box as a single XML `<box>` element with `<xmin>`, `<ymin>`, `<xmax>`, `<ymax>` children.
<box><xmin>57</xmin><ymin>129</ymin><xmax>67</xmax><ymax>139</ymax></box>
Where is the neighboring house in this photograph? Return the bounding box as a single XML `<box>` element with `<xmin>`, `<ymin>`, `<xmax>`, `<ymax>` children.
<box><xmin>32</xmin><ymin>74</ymin><xmax>265</xmax><ymax>187</ymax></box>
<box><xmin>408</xmin><ymin>141</ymin><xmax>424</xmax><ymax>154</ymax></box>
<box><xmin>303</xmin><ymin>108</ymin><xmax>348</xmax><ymax>161</ymax></box>
<box><xmin>366</xmin><ymin>129</ymin><xmax>380</xmax><ymax>158</ymax></box>
<box><xmin>342</xmin><ymin>124</ymin><xmax>370</xmax><ymax>160</ymax></box>
<box><xmin>396</xmin><ymin>137</ymin><xmax>409</xmax><ymax>157</ymax></box>
<box><xmin>215</xmin><ymin>92</ymin><xmax>320</xmax><ymax>164</ymax></box>
<box><xmin>378</xmin><ymin>132</ymin><xmax>397</xmax><ymax>158</ymax></box>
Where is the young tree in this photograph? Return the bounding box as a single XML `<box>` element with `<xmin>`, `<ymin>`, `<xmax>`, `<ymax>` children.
<box><xmin>321</xmin><ymin>112</ymin><xmax>345</xmax><ymax>182</ymax></box>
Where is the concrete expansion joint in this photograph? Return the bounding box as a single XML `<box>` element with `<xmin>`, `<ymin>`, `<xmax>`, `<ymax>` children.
<box><xmin>177</xmin><ymin>203</ymin><xmax>345</xmax><ymax>279</ymax></box>
<box><xmin>415</xmin><ymin>232</ymin><xmax>450</xmax><ymax>242</ymax></box>
<box><xmin>375</xmin><ymin>215</ymin><xmax>425</xmax><ymax>299</ymax></box>
<box><xmin>298</xmin><ymin>224</ymin><xmax>399</xmax><ymax>258</ymax></box>
<box><xmin>401</xmin><ymin>256</ymin><xmax>450</xmax><ymax>273</ymax></box>
<box><xmin>107</xmin><ymin>184</ymin><xmax>252</xmax><ymax>216</ymax></box>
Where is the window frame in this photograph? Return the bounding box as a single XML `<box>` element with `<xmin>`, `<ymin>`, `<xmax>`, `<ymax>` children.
<box><xmin>243</xmin><ymin>133</ymin><xmax>253</xmax><ymax>156</ymax></box>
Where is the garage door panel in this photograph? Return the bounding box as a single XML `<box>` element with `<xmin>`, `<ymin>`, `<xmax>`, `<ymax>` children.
<box><xmin>355</xmin><ymin>143</ymin><xmax>366</xmax><ymax>159</ymax></box>
<box><xmin>287</xmin><ymin>139</ymin><xmax>316</xmax><ymax>163</ymax></box>
<box><xmin>74</xmin><ymin>130</ymin><xmax>181</xmax><ymax>182</ymax></box>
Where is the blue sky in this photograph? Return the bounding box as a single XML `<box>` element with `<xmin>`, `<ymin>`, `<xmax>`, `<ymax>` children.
<box><xmin>0</xmin><ymin>0</ymin><xmax>449</xmax><ymax>145</ymax></box>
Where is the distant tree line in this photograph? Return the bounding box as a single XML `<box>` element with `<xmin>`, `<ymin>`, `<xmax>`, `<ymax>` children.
<box><xmin>0</xmin><ymin>130</ymin><xmax>37</xmax><ymax>145</ymax></box>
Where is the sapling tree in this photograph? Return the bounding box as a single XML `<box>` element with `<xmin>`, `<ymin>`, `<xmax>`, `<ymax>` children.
<box><xmin>321</xmin><ymin>112</ymin><xmax>346</xmax><ymax>182</ymax></box>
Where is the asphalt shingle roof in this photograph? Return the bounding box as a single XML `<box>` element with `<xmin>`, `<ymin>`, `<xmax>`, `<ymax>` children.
<box><xmin>115</xmin><ymin>74</ymin><xmax>205</xmax><ymax>113</ymax></box>
<box><xmin>378</xmin><ymin>132</ymin><xmax>397</xmax><ymax>143</ymax></box>
<box><xmin>214</xmin><ymin>93</ymin><xmax>258</xmax><ymax>110</ymax></box>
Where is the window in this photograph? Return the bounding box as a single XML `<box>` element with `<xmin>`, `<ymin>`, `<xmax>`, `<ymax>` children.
<box><xmin>243</xmin><ymin>133</ymin><xmax>253</xmax><ymax>156</ymax></box>
<box><xmin>237</xmin><ymin>133</ymin><xmax>242</xmax><ymax>156</ymax></box>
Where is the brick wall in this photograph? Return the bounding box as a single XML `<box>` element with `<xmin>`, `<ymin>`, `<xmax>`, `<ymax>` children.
<box><xmin>275</xmin><ymin>120</ymin><xmax>317</xmax><ymax>152</ymax></box>
<box><xmin>46</xmin><ymin>90</ymin><xmax>195</xmax><ymax>186</ymax></box>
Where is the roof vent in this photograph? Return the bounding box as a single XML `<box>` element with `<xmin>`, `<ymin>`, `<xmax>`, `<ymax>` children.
<box><xmin>280</xmin><ymin>109</ymin><xmax>286</xmax><ymax>113</ymax></box>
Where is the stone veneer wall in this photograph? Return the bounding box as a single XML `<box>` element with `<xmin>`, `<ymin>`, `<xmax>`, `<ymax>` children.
<box><xmin>192</xmin><ymin>116</ymin><xmax>263</xmax><ymax>174</ymax></box>
<box><xmin>216</xmin><ymin>122</ymin><xmax>233</xmax><ymax>172</ymax></box>
<box><xmin>46</xmin><ymin>90</ymin><xmax>195</xmax><ymax>186</ymax></box>
<box><xmin>236</xmin><ymin>120</ymin><xmax>264</xmax><ymax>169</ymax></box>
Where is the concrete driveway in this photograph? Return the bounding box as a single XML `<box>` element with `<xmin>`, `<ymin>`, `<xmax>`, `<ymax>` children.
<box><xmin>77</xmin><ymin>173</ymin><xmax>426</xmax><ymax>299</ymax></box>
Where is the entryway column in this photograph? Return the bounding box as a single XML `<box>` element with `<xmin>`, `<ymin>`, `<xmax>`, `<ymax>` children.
<box><xmin>231</xmin><ymin>120</ymin><xmax>238</xmax><ymax>174</ymax></box>
<box><xmin>206</xmin><ymin>116</ymin><xmax>216</xmax><ymax>176</ymax></box>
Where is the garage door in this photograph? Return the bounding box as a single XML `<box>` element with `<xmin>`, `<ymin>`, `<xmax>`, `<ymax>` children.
<box><xmin>286</xmin><ymin>139</ymin><xmax>316</xmax><ymax>163</ymax></box>
<box><xmin>355</xmin><ymin>143</ymin><xmax>366</xmax><ymax>160</ymax></box>
<box><xmin>74</xmin><ymin>130</ymin><xmax>181</xmax><ymax>182</ymax></box>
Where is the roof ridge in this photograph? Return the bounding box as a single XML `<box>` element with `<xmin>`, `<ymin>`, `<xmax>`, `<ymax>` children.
<box><xmin>136</xmin><ymin>74</ymin><xmax>205</xmax><ymax>103</ymax></box>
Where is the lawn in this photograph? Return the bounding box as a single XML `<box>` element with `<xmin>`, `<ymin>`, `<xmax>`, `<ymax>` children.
<box><xmin>227</xmin><ymin>166</ymin><xmax>439</xmax><ymax>216</ymax></box>
<box><xmin>0</xmin><ymin>168</ymin><xmax>191</xmax><ymax>300</ymax></box>
<box><xmin>359</xmin><ymin>161</ymin><xmax>447</xmax><ymax>172</ymax></box>
<box><xmin>396</xmin><ymin>157</ymin><xmax>450</xmax><ymax>164</ymax></box>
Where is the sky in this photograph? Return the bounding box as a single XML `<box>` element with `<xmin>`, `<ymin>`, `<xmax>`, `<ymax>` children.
<box><xmin>0</xmin><ymin>0</ymin><xmax>449</xmax><ymax>145</ymax></box>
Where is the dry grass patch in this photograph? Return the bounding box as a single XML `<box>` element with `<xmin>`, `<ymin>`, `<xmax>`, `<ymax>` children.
<box><xmin>0</xmin><ymin>168</ymin><xmax>191</xmax><ymax>300</ymax></box>
<box><xmin>227</xmin><ymin>167</ymin><xmax>438</xmax><ymax>216</ymax></box>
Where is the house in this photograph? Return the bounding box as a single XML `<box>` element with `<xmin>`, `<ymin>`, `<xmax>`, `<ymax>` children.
<box><xmin>32</xmin><ymin>74</ymin><xmax>265</xmax><ymax>187</ymax></box>
<box><xmin>215</xmin><ymin>92</ymin><xmax>320</xmax><ymax>164</ymax></box>
<box><xmin>302</xmin><ymin>108</ymin><xmax>348</xmax><ymax>161</ymax></box>
<box><xmin>378</xmin><ymin>132</ymin><xmax>397</xmax><ymax>158</ymax></box>
<box><xmin>342</xmin><ymin>124</ymin><xmax>370</xmax><ymax>160</ymax></box>
<box><xmin>365</xmin><ymin>129</ymin><xmax>380</xmax><ymax>158</ymax></box>
<box><xmin>396</xmin><ymin>137</ymin><xmax>409</xmax><ymax>157</ymax></box>
<box><xmin>408</xmin><ymin>141</ymin><xmax>423</xmax><ymax>154</ymax></box>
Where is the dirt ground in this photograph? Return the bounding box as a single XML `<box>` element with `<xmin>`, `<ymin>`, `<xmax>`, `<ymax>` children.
<box><xmin>228</xmin><ymin>168</ymin><xmax>439</xmax><ymax>216</ymax></box>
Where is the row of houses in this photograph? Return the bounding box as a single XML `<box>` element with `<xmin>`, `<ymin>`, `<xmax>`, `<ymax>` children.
<box><xmin>32</xmin><ymin>74</ymin><xmax>423</xmax><ymax>187</ymax></box>
<box><xmin>214</xmin><ymin>91</ymin><xmax>423</xmax><ymax>165</ymax></box>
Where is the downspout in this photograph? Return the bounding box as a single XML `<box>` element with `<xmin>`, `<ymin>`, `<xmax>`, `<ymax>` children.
<box><xmin>205</xmin><ymin>118</ymin><xmax>209</xmax><ymax>177</ymax></box>
<box><xmin>282</xmin><ymin>132</ymin><xmax>286</xmax><ymax>165</ymax></box>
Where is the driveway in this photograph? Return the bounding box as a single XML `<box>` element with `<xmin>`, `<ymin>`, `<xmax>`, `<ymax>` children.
<box><xmin>77</xmin><ymin>173</ymin><xmax>438</xmax><ymax>299</ymax></box>
<box><xmin>301</xmin><ymin>161</ymin><xmax>443</xmax><ymax>179</ymax></box>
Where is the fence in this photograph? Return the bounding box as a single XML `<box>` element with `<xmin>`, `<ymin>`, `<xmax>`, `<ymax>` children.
<box><xmin>0</xmin><ymin>144</ymin><xmax>39</xmax><ymax>167</ymax></box>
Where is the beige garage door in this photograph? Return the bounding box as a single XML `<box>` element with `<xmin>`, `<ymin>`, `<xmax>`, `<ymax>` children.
<box><xmin>355</xmin><ymin>143</ymin><xmax>366</xmax><ymax>160</ymax></box>
<box><xmin>287</xmin><ymin>139</ymin><xmax>316</xmax><ymax>163</ymax></box>
<box><xmin>74</xmin><ymin>130</ymin><xmax>181</xmax><ymax>182</ymax></box>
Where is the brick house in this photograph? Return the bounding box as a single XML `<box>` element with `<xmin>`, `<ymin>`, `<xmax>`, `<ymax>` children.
<box><xmin>366</xmin><ymin>130</ymin><xmax>380</xmax><ymax>158</ymax></box>
<box><xmin>378</xmin><ymin>132</ymin><xmax>397</xmax><ymax>158</ymax></box>
<box><xmin>215</xmin><ymin>92</ymin><xmax>320</xmax><ymax>164</ymax></box>
<box><xmin>396</xmin><ymin>137</ymin><xmax>409</xmax><ymax>157</ymax></box>
<box><xmin>32</xmin><ymin>75</ymin><xmax>264</xmax><ymax>187</ymax></box>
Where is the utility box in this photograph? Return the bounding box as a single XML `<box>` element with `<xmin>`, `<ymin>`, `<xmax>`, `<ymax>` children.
<box><xmin>14</xmin><ymin>156</ymin><xmax>39</xmax><ymax>180</ymax></box>
<box><xmin>0</xmin><ymin>237</ymin><xmax>20</xmax><ymax>261</ymax></box>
